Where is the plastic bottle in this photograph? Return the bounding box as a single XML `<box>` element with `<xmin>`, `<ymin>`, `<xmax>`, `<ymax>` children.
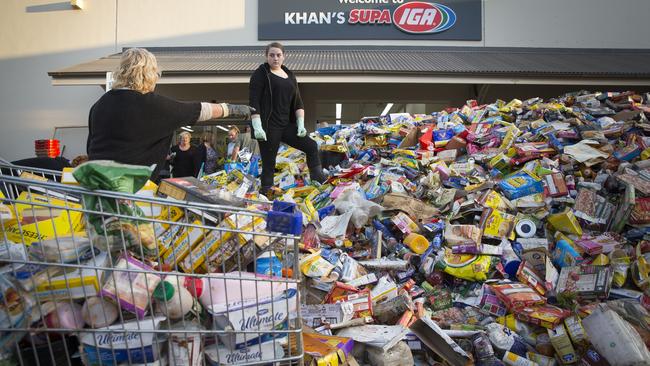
<box><xmin>154</xmin><ymin>276</ymin><xmax>196</xmax><ymax>320</ymax></box>
<box><xmin>403</xmin><ymin>233</ymin><xmax>429</xmax><ymax>255</ymax></box>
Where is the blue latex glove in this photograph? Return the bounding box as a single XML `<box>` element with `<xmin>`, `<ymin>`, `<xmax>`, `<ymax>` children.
<box><xmin>251</xmin><ymin>116</ymin><xmax>267</xmax><ymax>141</ymax></box>
<box><xmin>296</xmin><ymin>117</ymin><xmax>307</xmax><ymax>137</ymax></box>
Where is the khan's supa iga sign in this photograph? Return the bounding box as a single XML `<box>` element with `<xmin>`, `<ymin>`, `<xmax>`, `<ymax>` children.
<box><xmin>258</xmin><ymin>0</ymin><xmax>481</xmax><ymax>40</ymax></box>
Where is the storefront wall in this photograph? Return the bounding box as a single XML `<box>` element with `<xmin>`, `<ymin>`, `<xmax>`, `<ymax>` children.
<box><xmin>1</xmin><ymin>0</ymin><xmax>649</xmax><ymax>161</ymax></box>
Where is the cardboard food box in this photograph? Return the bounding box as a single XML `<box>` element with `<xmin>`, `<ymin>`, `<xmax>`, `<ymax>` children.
<box><xmin>490</xmin><ymin>283</ymin><xmax>546</xmax><ymax>311</ymax></box>
<box><xmin>514</xmin><ymin>304</ymin><xmax>570</xmax><ymax>329</ymax></box>
<box><xmin>556</xmin><ymin>265</ymin><xmax>613</xmax><ymax>300</ymax></box>
<box><xmin>2</xmin><ymin>191</ymin><xmax>84</xmax><ymax>245</ymax></box>
<box><xmin>34</xmin><ymin>250</ymin><xmax>108</xmax><ymax>301</ymax></box>
<box><xmin>158</xmin><ymin>177</ymin><xmax>244</xmax><ymax>207</ymax></box>
<box><xmin>184</xmin><ymin>214</ymin><xmax>266</xmax><ymax>273</ymax></box>
<box><xmin>162</xmin><ymin>220</ymin><xmax>206</xmax><ymax>266</ymax></box>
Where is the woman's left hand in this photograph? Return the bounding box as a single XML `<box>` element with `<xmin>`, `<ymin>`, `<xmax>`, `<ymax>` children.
<box><xmin>296</xmin><ymin>116</ymin><xmax>307</xmax><ymax>137</ymax></box>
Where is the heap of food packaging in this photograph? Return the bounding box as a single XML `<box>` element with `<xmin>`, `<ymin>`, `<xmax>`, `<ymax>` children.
<box><xmin>2</xmin><ymin>90</ymin><xmax>650</xmax><ymax>366</ymax></box>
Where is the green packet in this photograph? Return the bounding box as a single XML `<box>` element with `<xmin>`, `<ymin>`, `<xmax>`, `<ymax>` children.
<box><xmin>73</xmin><ymin>160</ymin><xmax>156</xmax><ymax>253</ymax></box>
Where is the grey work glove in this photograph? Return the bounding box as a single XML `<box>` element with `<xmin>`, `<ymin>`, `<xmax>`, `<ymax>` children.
<box><xmin>223</xmin><ymin>104</ymin><xmax>255</xmax><ymax>120</ymax></box>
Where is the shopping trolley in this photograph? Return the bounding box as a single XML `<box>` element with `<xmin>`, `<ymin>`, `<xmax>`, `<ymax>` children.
<box><xmin>0</xmin><ymin>163</ymin><xmax>304</xmax><ymax>366</ymax></box>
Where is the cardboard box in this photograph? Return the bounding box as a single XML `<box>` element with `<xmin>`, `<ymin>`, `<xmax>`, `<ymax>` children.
<box><xmin>183</xmin><ymin>214</ymin><xmax>266</xmax><ymax>273</ymax></box>
<box><xmin>2</xmin><ymin>191</ymin><xmax>84</xmax><ymax>245</ymax></box>
<box><xmin>490</xmin><ymin>283</ymin><xmax>545</xmax><ymax>310</ymax></box>
<box><xmin>556</xmin><ymin>265</ymin><xmax>612</xmax><ymax>300</ymax></box>
<box><xmin>34</xmin><ymin>251</ymin><xmax>108</xmax><ymax>301</ymax></box>
<box><xmin>162</xmin><ymin>220</ymin><xmax>205</xmax><ymax>266</ymax></box>
<box><xmin>158</xmin><ymin>177</ymin><xmax>244</xmax><ymax>206</ymax></box>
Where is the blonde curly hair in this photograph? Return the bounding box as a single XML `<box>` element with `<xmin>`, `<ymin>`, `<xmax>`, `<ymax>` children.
<box><xmin>112</xmin><ymin>48</ymin><xmax>159</xmax><ymax>93</ymax></box>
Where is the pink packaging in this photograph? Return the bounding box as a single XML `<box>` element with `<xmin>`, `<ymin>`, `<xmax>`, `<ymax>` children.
<box><xmin>185</xmin><ymin>271</ymin><xmax>297</xmax><ymax>314</ymax></box>
<box><xmin>100</xmin><ymin>253</ymin><xmax>161</xmax><ymax>319</ymax></box>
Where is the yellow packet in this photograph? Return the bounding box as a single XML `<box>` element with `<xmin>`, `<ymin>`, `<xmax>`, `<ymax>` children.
<box><xmin>499</xmin><ymin>126</ymin><xmax>520</xmax><ymax>150</ymax></box>
<box><xmin>480</xmin><ymin>208</ymin><xmax>516</xmax><ymax>240</ymax></box>
<box><xmin>364</xmin><ymin>135</ymin><xmax>387</xmax><ymax>148</ymax></box>
<box><xmin>478</xmin><ymin>190</ymin><xmax>511</xmax><ymax>211</ymax></box>
<box><xmin>591</xmin><ymin>254</ymin><xmax>610</xmax><ymax>266</ymax></box>
<box><xmin>300</xmin><ymin>251</ymin><xmax>334</xmax><ymax>278</ymax></box>
<box><xmin>439</xmin><ymin>249</ymin><xmax>492</xmax><ymax>282</ymax></box>
<box><xmin>489</xmin><ymin>153</ymin><xmax>510</xmax><ymax>172</ymax></box>
<box><xmin>548</xmin><ymin>209</ymin><xmax>583</xmax><ymax>236</ymax></box>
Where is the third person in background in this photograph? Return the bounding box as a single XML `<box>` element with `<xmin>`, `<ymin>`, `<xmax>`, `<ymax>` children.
<box><xmin>200</xmin><ymin>131</ymin><xmax>218</xmax><ymax>175</ymax></box>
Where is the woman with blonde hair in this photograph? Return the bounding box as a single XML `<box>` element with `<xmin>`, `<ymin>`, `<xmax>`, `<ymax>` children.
<box><xmin>226</xmin><ymin>126</ymin><xmax>241</xmax><ymax>161</ymax></box>
<box><xmin>87</xmin><ymin>47</ymin><xmax>254</xmax><ymax>181</ymax></box>
<box><xmin>169</xmin><ymin>131</ymin><xmax>202</xmax><ymax>177</ymax></box>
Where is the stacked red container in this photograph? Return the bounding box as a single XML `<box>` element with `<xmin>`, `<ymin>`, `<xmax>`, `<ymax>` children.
<box><xmin>34</xmin><ymin>139</ymin><xmax>60</xmax><ymax>158</ymax></box>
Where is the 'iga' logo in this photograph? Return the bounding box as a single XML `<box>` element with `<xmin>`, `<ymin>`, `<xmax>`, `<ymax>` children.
<box><xmin>393</xmin><ymin>2</ymin><xmax>456</xmax><ymax>34</ymax></box>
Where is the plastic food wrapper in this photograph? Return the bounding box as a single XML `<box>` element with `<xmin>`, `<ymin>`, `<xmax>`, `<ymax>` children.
<box><xmin>301</xmin><ymin>251</ymin><xmax>335</xmax><ymax>278</ymax></box>
<box><xmin>301</xmin><ymin>332</ymin><xmax>354</xmax><ymax>366</ymax></box>
<box><xmin>28</xmin><ymin>235</ymin><xmax>92</xmax><ymax>263</ymax></box>
<box><xmin>444</xmin><ymin>224</ymin><xmax>482</xmax><ymax>246</ymax></box>
<box><xmin>0</xmin><ymin>274</ymin><xmax>35</xmax><ymax>352</ymax></box>
<box><xmin>100</xmin><ymin>253</ymin><xmax>161</xmax><ymax>319</ymax></box>
<box><xmin>438</xmin><ymin>249</ymin><xmax>493</xmax><ymax>281</ymax></box>
<box><xmin>582</xmin><ymin>304</ymin><xmax>650</xmax><ymax>366</ymax></box>
<box><xmin>211</xmin><ymin>288</ymin><xmax>298</xmax><ymax>348</ymax></box>
<box><xmin>332</xmin><ymin>190</ymin><xmax>382</xmax><ymax>229</ymax></box>
<box><xmin>73</xmin><ymin>160</ymin><xmax>156</xmax><ymax>252</ymax></box>
<box><xmin>485</xmin><ymin>322</ymin><xmax>530</xmax><ymax>358</ymax></box>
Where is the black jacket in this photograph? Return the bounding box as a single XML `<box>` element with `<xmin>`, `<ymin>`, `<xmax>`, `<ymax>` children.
<box><xmin>249</xmin><ymin>63</ymin><xmax>304</xmax><ymax>135</ymax></box>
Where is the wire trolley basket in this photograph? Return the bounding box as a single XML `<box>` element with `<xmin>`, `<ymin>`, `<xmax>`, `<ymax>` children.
<box><xmin>0</xmin><ymin>163</ymin><xmax>304</xmax><ymax>366</ymax></box>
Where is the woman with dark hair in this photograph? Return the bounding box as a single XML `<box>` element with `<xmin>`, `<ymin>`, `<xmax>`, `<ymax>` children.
<box><xmin>201</xmin><ymin>131</ymin><xmax>218</xmax><ymax>174</ymax></box>
<box><xmin>249</xmin><ymin>42</ymin><xmax>327</xmax><ymax>194</ymax></box>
